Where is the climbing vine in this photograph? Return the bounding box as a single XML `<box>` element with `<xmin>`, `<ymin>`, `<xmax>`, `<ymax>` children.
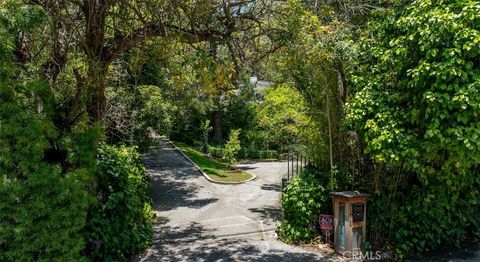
<box><xmin>347</xmin><ymin>0</ymin><xmax>480</xmax><ymax>257</ymax></box>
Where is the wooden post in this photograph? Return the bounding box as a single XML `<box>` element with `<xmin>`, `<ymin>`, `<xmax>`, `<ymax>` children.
<box><xmin>291</xmin><ymin>154</ymin><xmax>294</xmax><ymax>178</ymax></box>
<box><xmin>299</xmin><ymin>155</ymin><xmax>302</xmax><ymax>174</ymax></box>
<box><xmin>301</xmin><ymin>155</ymin><xmax>303</xmax><ymax>173</ymax></box>
<box><xmin>296</xmin><ymin>155</ymin><xmax>299</xmax><ymax>176</ymax></box>
<box><xmin>287</xmin><ymin>154</ymin><xmax>290</xmax><ymax>180</ymax></box>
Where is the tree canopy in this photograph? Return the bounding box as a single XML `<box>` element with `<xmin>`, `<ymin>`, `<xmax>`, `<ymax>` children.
<box><xmin>1</xmin><ymin>0</ymin><xmax>479</xmax><ymax>260</ymax></box>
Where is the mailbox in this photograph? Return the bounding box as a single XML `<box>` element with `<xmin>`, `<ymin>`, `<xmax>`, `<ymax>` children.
<box><xmin>331</xmin><ymin>191</ymin><xmax>369</xmax><ymax>257</ymax></box>
<box><xmin>352</xmin><ymin>203</ymin><xmax>365</xmax><ymax>222</ymax></box>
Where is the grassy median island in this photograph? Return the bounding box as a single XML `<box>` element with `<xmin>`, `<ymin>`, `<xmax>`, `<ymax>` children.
<box><xmin>173</xmin><ymin>142</ymin><xmax>254</xmax><ymax>183</ymax></box>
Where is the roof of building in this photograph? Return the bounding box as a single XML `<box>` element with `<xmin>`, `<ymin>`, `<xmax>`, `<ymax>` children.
<box><xmin>330</xmin><ymin>191</ymin><xmax>370</xmax><ymax>198</ymax></box>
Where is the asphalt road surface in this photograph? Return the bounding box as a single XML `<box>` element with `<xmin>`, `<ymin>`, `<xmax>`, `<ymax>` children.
<box><xmin>133</xmin><ymin>139</ymin><xmax>333</xmax><ymax>262</ymax></box>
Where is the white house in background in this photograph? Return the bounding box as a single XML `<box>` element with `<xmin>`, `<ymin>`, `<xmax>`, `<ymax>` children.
<box><xmin>230</xmin><ymin>76</ymin><xmax>272</xmax><ymax>98</ymax></box>
<box><xmin>249</xmin><ymin>76</ymin><xmax>272</xmax><ymax>94</ymax></box>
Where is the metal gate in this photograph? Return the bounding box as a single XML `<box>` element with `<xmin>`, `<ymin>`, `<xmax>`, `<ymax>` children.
<box><xmin>282</xmin><ymin>153</ymin><xmax>312</xmax><ymax>189</ymax></box>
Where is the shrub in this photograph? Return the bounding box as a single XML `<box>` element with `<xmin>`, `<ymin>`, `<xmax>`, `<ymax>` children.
<box><xmin>86</xmin><ymin>144</ymin><xmax>154</xmax><ymax>261</ymax></box>
<box><xmin>259</xmin><ymin>149</ymin><xmax>278</xmax><ymax>159</ymax></box>
<box><xmin>368</xmin><ymin>175</ymin><xmax>480</xmax><ymax>260</ymax></box>
<box><xmin>0</xmin><ymin>11</ymin><xmax>92</xmax><ymax>258</ymax></box>
<box><xmin>208</xmin><ymin>145</ymin><xmax>224</xmax><ymax>158</ymax></box>
<box><xmin>256</xmin><ymin>84</ymin><xmax>312</xmax><ymax>153</ymax></box>
<box><xmin>223</xmin><ymin>129</ymin><xmax>241</xmax><ymax>167</ymax></box>
<box><xmin>0</xmin><ymin>79</ymin><xmax>92</xmax><ymax>261</ymax></box>
<box><xmin>0</xmin><ymin>167</ymin><xmax>91</xmax><ymax>261</ymax></box>
<box><xmin>238</xmin><ymin>145</ymin><xmax>278</xmax><ymax>160</ymax></box>
<box><xmin>278</xmin><ymin>171</ymin><xmax>327</xmax><ymax>243</ymax></box>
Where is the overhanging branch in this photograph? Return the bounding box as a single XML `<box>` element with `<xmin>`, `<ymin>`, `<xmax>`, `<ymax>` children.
<box><xmin>103</xmin><ymin>22</ymin><xmax>226</xmax><ymax>66</ymax></box>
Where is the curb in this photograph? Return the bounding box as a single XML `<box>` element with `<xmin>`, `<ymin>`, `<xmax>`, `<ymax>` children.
<box><xmin>167</xmin><ymin>141</ymin><xmax>257</xmax><ymax>185</ymax></box>
<box><xmin>238</xmin><ymin>159</ymin><xmax>286</xmax><ymax>164</ymax></box>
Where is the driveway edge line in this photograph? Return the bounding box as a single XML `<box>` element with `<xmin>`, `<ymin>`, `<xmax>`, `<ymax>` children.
<box><xmin>167</xmin><ymin>140</ymin><xmax>257</xmax><ymax>185</ymax></box>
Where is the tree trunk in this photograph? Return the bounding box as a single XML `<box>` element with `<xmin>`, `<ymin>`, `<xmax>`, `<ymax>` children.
<box><xmin>14</xmin><ymin>31</ymin><xmax>31</xmax><ymax>63</ymax></box>
<box><xmin>86</xmin><ymin>64</ymin><xmax>107</xmax><ymax>123</ymax></box>
<box><xmin>83</xmin><ymin>0</ymin><xmax>109</xmax><ymax>123</ymax></box>
<box><xmin>326</xmin><ymin>90</ymin><xmax>334</xmax><ymax>172</ymax></box>
<box><xmin>337</xmin><ymin>62</ymin><xmax>347</xmax><ymax>105</ymax></box>
<box><xmin>43</xmin><ymin>24</ymin><xmax>68</xmax><ymax>82</ymax></box>
<box><xmin>212</xmin><ymin>110</ymin><xmax>222</xmax><ymax>142</ymax></box>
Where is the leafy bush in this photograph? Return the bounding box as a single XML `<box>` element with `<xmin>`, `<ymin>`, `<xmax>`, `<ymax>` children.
<box><xmin>348</xmin><ymin>0</ymin><xmax>480</xmax><ymax>258</ymax></box>
<box><xmin>255</xmin><ymin>84</ymin><xmax>314</xmax><ymax>154</ymax></box>
<box><xmin>86</xmin><ymin>144</ymin><xmax>154</xmax><ymax>261</ymax></box>
<box><xmin>0</xmin><ymin>75</ymin><xmax>92</xmax><ymax>261</ymax></box>
<box><xmin>393</xmin><ymin>179</ymin><xmax>479</xmax><ymax>258</ymax></box>
<box><xmin>0</xmin><ymin>167</ymin><xmax>91</xmax><ymax>262</ymax></box>
<box><xmin>0</xmin><ymin>7</ymin><xmax>92</xmax><ymax>259</ymax></box>
<box><xmin>208</xmin><ymin>143</ymin><xmax>279</xmax><ymax>160</ymax></box>
<box><xmin>223</xmin><ymin>129</ymin><xmax>241</xmax><ymax>167</ymax></box>
<box><xmin>260</xmin><ymin>149</ymin><xmax>278</xmax><ymax>159</ymax></box>
<box><xmin>278</xmin><ymin>171</ymin><xmax>327</xmax><ymax>243</ymax></box>
<box><xmin>208</xmin><ymin>145</ymin><xmax>224</xmax><ymax>158</ymax></box>
<box><xmin>238</xmin><ymin>146</ymin><xmax>278</xmax><ymax>160</ymax></box>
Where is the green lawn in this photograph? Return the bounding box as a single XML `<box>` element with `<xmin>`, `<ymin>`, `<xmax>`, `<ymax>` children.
<box><xmin>173</xmin><ymin>142</ymin><xmax>254</xmax><ymax>183</ymax></box>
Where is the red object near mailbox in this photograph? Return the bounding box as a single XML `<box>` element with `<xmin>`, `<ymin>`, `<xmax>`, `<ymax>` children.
<box><xmin>319</xmin><ymin>214</ymin><xmax>334</xmax><ymax>231</ymax></box>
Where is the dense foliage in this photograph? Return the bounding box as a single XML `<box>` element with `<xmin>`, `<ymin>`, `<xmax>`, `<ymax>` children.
<box><xmin>277</xmin><ymin>171</ymin><xmax>328</xmax><ymax>243</ymax></box>
<box><xmin>347</xmin><ymin>0</ymin><xmax>480</xmax><ymax>257</ymax></box>
<box><xmin>106</xmin><ymin>84</ymin><xmax>176</xmax><ymax>149</ymax></box>
<box><xmin>0</xmin><ymin>4</ymin><xmax>92</xmax><ymax>260</ymax></box>
<box><xmin>1</xmin><ymin>0</ymin><xmax>271</xmax><ymax>259</ymax></box>
<box><xmin>255</xmin><ymin>84</ymin><xmax>312</xmax><ymax>153</ymax></box>
<box><xmin>86</xmin><ymin>145</ymin><xmax>154</xmax><ymax>261</ymax></box>
<box><xmin>269</xmin><ymin>0</ymin><xmax>353</xmax><ymax>169</ymax></box>
<box><xmin>0</xmin><ymin>166</ymin><xmax>91</xmax><ymax>261</ymax></box>
<box><xmin>2</xmin><ymin>0</ymin><xmax>479</xmax><ymax>259</ymax></box>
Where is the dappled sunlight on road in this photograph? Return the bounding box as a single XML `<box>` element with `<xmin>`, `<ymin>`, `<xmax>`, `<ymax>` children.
<box><xmin>133</xmin><ymin>139</ymin><xmax>333</xmax><ymax>262</ymax></box>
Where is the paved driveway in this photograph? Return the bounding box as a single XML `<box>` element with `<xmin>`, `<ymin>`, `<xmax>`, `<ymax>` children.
<box><xmin>133</xmin><ymin>139</ymin><xmax>333</xmax><ymax>261</ymax></box>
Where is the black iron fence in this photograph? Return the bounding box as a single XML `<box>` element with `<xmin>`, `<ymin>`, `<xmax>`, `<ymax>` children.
<box><xmin>282</xmin><ymin>152</ymin><xmax>313</xmax><ymax>189</ymax></box>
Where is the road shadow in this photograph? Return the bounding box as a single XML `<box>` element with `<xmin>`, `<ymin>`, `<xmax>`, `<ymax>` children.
<box><xmin>133</xmin><ymin>221</ymin><xmax>337</xmax><ymax>262</ymax></box>
<box><xmin>136</xmin><ymin>140</ymin><xmax>334</xmax><ymax>261</ymax></box>
<box><xmin>143</xmin><ymin>144</ymin><xmax>193</xmax><ymax>170</ymax></box>
<box><xmin>144</xmin><ymin>141</ymin><xmax>217</xmax><ymax>211</ymax></box>
<box><xmin>260</xmin><ymin>183</ymin><xmax>282</xmax><ymax>192</ymax></box>
<box><xmin>237</xmin><ymin>165</ymin><xmax>258</xmax><ymax>171</ymax></box>
<box><xmin>249</xmin><ymin>205</ymin><xmax>282</xmax><ymax>222</ymax></box>
<box><xmin>149</xmin><ymin>173</ymin><xmax>217</xmax><ymax>211</ymax></box>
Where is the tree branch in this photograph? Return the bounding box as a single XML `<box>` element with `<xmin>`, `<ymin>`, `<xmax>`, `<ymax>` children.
<box><xmin>103</xmin><ymin>23</ymin><xmax>226</xmax><ymax>66</ymax></box>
